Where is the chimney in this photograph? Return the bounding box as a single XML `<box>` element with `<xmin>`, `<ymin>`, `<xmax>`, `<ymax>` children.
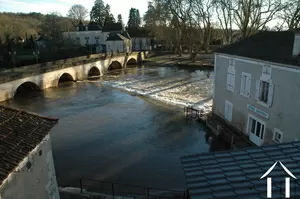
<box><xmin>292</xmin><ymin>32</ymin><xmax>300</xmax><ymax>56</ymax></box>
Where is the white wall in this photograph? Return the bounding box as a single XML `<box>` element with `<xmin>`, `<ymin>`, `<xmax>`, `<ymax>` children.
<box><xmin>63</xmin><ymin>31</ymin><xmax>109</xmax><ymax>47</ymax></box>
<box><xmin>107</xmin><ymin>40</ymin><xmax>126</xmax><ymax>53</ymax></box>
<box><xmin>132</xmin><ymin>37</ymin><xmax>151</xmax><ymax>51</ymax></box>
<box><xmin>0</xmin><ymin>135</ymin><xmax>60</xmax><ymax>199</ymax></box>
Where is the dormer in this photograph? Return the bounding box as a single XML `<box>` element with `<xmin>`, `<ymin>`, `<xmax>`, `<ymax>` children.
<box><xmin>292</xmin><ymin>32</ymin><xmax>300</xmax><ymax>56</ymax></box>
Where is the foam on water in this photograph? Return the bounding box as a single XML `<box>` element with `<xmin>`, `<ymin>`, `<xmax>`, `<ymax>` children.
<box><xmin>102</xmin><ymin>68</ymin><xmax>214</xmax><ymax>113</ymax></box>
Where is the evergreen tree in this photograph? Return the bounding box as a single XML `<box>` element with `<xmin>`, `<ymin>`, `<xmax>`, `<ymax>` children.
<box><xmin>117</xmin><ymin>14</ymin><xmax>123</xmax><ymax>25</ymax></box>
<box><xmin>90</xmin><ymin>0</ymin><xmax>106</xmax><ymax>27</ymax></box>
<box><xmin>127</xmin><ymin>8</ymin><xmax>141</xmax><ymax>28</ymax></box>
<box><xmin>104</xmin><ymin>4</ymin><xmax>115</xmax><ymax>26</ymax></box>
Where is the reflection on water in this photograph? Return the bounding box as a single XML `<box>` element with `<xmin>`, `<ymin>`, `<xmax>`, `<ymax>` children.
<box><xmin>1</xmin><ymin>66</ymin><xmax>229</xmax><ymax>190</ymax></box>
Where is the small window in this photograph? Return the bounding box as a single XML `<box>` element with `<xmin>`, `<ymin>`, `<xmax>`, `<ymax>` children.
<box><xmin>240</xmin><ymin>72</ymin><xmax>251</xmax><ymax>97</ymax></box>
<box><xmin>229</xmin><ymin>59</ymin><xmax>235</xmax><ymax>67</ymax></box>
<box><xmin>95</xmin><ymin>39</ymin><xmax>99</xmax><ymax>45</ymax></box>
<box><xmin>224</xmin><ymin>100</ymin><xmax>233</xmax><ymax>122</ymax></box>
<box><xmin>259</xmin><ymin>81</ymin><xmax>269</xmax><ymax>103</ymax></box>
<box><xmin>255</xmin><ymin>80</ymin><xmax>274</xmax><ymax>106</ymax></box>
<box><xmin>273</xmin><ymin>129</ymin><xmax>283</xmax><ymax>143</ymax></box>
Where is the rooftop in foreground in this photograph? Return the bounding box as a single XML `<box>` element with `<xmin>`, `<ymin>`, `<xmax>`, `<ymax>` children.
<box><xmin>0</xmin><ymin>105</ymin><xmax>58</xmax><ymax>185</ymax></box>
<box><xmin>214</xmin><ymin>31</ymin><xmax>300</xmax><ymax>67</ymax></box>
<box><xmin>181</xmin><ymin>141</ymin><xmax>300</xmax><ymax>199</ymax></box>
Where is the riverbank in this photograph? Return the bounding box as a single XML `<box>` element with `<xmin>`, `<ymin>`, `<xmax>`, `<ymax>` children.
<box><xmin>144</xmin><ymin>54</ymin><xmax>214</xmax><ymax>68</ymax></box>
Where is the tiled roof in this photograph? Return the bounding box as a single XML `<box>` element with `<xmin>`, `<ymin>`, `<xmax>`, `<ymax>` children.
<box><xmin>180</xmin><ymin>141</ymin><xmax>300</xmax><ymax>199</ymax></box>
<box><xmin>106</xmin><ymin>33</ymin><xmax>128</xmax><ymax>41</ymax></box>
<box><xmin>0</xmin><ymin>105</ymin><xmax>58</xmax><ymax>185</ymax></box>
<box><xmin>102</xmin><ymin>23</ymin><xmax>123</xmax><ymax>32</ymax></box>
<box><xmin>214</xmin><ymin>31</ymin><xmax>300</xmax><ymax>66</ymax></box>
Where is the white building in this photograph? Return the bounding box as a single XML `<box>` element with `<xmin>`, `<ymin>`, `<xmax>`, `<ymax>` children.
<box><xmin>127</xmin><ymin>28</ymin><xmax>152</xmax><ymax>51</ymax></box>
<box><xmin>212</xmin><ymin>30</ymin><xmax>300</xmax><ymax>146</ymax></box>
<box><xmin>106</xmin><ymin>33</ymin><xmax>132</xmax><ymax>54</ymax></box>
<box><xmin>0</xmin><ymin>105</ymin><xmax>60</xmax><ymax>199</ymax></box>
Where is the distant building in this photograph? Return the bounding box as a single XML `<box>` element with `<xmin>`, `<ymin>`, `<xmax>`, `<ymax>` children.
<box><xmin>106</xmin><ymin>32</ymin><xmax>131</xmax><ymax>53</ymax></box>
<box><xmin>0</xmin><ymin>105</ymin><xmax>59</xmax><ymax>199</ymax></box>
<box><xmin>127</xmin><ymin>28</ymin><xmax>152</xmax><ymax>51</ymax></box>
<box><xmin>63</xmin><ymin>22</ymin><xmax>131</xmax><ymax>53</ymax></box>
<box><xmin>212</xmin><ymin>31</ymin><xmax>300</xmax><ymax>146</ymax></box>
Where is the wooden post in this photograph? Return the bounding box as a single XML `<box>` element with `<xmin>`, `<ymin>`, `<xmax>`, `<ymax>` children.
<box><xmin>80</xmin><ymin>178</ymin><xmax>83</xmax><ymax>193</ymax></box>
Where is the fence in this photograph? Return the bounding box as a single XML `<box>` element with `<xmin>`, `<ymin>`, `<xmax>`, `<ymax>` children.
<box><xmin>79</xmin><ymin>178</ymin><xmax>188</xmax><ymax>199</ymax></box>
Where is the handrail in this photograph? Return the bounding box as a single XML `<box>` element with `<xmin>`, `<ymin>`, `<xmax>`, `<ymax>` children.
<box><xmin>80</xmin><ymin>177</ymin><xmax>187</xmax><ymax>199</ymax></box>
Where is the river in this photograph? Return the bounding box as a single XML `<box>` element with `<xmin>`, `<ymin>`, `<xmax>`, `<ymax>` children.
<box><xmin>1</xmin><ymin>65</ymin><xmax>228</xmax><ymax>191</ymax></box>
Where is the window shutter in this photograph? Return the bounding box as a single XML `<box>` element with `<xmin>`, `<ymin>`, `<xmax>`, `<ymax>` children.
<box><xmin>240</xmin><ymin>75</ymin><xmax>245</xmax><ymax>95</ymax></box>
<box><xmin>267</xmin><ymin>83</ymin><xmax>274</xmax><ymax>107</ymax></box>
<box><xmin>228</xmin><ymin>102</ymin><xmax>233</xmax><ymax>122</ymax></box>
<box><xmin>246</xmin><ymin>75</ymin><xmax>251</xmax><ymax>97</ymax></box>
<box><xmin>224</xmin><ymin>102</ymin><xmax>229</xmax><ymax>120</ymax></box>
<box><xmin>255</xmin><ymin>80</ymin><xmax>260</xmax><ymax>100</ymax></box>
<box><xmin>226</xmin><ymin>72</ymin><xmax>230</xmax><ymax>88</ymax></box>
<box><xmin>231</xmin><ymin>70</ymin><xmax>235</xmax><ymax>91</ymax></box>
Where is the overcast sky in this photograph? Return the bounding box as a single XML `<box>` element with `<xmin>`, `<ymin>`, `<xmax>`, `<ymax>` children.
<box><xmin>0</xmin><ymin>0</ymin><xmax>148</xmax><ymax>24</ymax></box>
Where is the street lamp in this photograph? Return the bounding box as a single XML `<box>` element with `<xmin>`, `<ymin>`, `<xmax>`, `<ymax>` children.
<box><xmin>33</xmin><ymin>51</ymin><xmax>40</xmax><ymax>64</ymax></box>
<box><xmin>9</xmin><ymin>51</ymin><xmax>16</xmax><ymax>68</ymax></box>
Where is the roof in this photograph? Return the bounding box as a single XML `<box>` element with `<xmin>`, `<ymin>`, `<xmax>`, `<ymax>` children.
<box><xmin>121</xmin><ymin>31</ymin><xmax>131</xmax><ymax>39</ymax></box>
<box><xmin>180</xmin><ymin>141</ymin><xmax>300</xmax><ymax>199</ymax></box>
<box><xmin>214</xmin><ymin>31</ymin><xmax>300</xmax><ymax>66</ymax></box>
<box><xmin>126</xmin><ymin>28</ymin><xmax>151</xmax><ymax>37</ymax></box>
<box><xmin>0</xmin><ymin>105</ymin><xmax>58</xmax><ymax>185</ymax></box>
<box><xmin>102</xmin><ymin>23</ymin><xmax>123</xmax><ymax>32</ymax></box>
<box><xmin>106</xmin><ymin>33</ymin><xmax>128</xmax><ymax>41</ymax></box>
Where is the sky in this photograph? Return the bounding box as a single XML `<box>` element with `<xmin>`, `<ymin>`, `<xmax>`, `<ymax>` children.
<box><xmin>0</xmin><ymin>0</ymin><xmax>148</xmax><ymax>24</ymax></box>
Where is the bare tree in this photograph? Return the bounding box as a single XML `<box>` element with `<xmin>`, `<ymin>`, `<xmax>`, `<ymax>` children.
<box><xmin>213</xmin><ymin>0</ymin><xmax>233</xmax><ymax>44</ymax></box>
<box><xmin>191</xmin><ymin>0</ymin><xmax>214</xmax><ymax>53</ymax></box>
<box><xmin>230</xmin><ymin>0</ymin><xmax>284</xmax><ymax>39</ymax></box>
<box><xmin>279</xmin><ymin>0</ymin><xmax>300</xmax><ymax>30</ymax></box>
<box><xmin>166</xmin><ymin>0</ymin><xmax>191</xmax><ymax>56</ymax></box>
<box><xmin>67</xmin><ymin>4</ymin><xmax>88</xmax><ymax>26</ymax></box>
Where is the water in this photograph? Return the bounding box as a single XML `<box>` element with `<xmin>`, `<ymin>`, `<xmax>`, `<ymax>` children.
<box><xmin>1</xmin><ymin>65</ymin><xmax>228</xmax><ymax>191</ymax></box>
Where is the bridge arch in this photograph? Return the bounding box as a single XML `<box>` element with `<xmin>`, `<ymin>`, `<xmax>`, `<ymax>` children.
<box><xmin>126</xmin><ymin>58</ymin><xmax>137</xmax><ymax>67</ymax></box>
<box><xmin>88</xmin><ymin>66</ymin><xmax>101</xmax><ymax>79</ymax></box>
<box><xmin>108</xmin><ymin>61</ymin><xmax>122</xmax><ymax>71</ymax></box>
<box><xmin>14</xmin><ymin>81</ymin><xmax>41</xmax><ymax>98</ymax></box>
<box><xmin>58</xmin><ymin>73</ymin><xmax>75</xmax><ymax>85</ymax></box>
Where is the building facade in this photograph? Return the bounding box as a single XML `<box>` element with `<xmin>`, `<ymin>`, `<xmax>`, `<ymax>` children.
<box><xmin>0</xmin><ymin>106</ymin><xmax>59</xmax><ymax>199</ymax></box>
<box><xmin>131</xmin><ymin>37</ymin><xmax>152</xmax><ymax>51</ymax></box>
<box><xmin>213</xmin><ymin>31</ymin><xmax>300</xmax><ymax>146</ymax></box>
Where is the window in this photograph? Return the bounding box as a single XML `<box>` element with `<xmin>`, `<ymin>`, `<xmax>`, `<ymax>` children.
<box><xmin>95</xmin><ymin>39</ymin><xmax>99</xmax><ymax>45</ymax></box>
<box><xmin>273</xmin><ymin>129</ymin><xmax>283</xmax><ymax>143</ymax></box>
<box><xmin>227</xmin><ymin>65</ymin><xmax>235</xmax><ymax>92</ymax></box>
<box><xmin>224</xmin><ymin>100</ymin><xmax>233</xmax><ymax>122</ymax></box>
<box><xmin>240</xmin><ymin>72</ymin><xmax>251</xmax><ymax>97</ymax></box>
<box><xmin>248</xmin><ymin>115</ymin><xmax>266</xmax><ymax>146</ymax></box>
<box><xmin>255</xmin><ymin>80</ymin><xmax>274</xmax><ymax>106</ymax></box>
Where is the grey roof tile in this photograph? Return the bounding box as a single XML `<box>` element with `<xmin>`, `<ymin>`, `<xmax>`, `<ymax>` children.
<box><xmin>181</xmin><ymin>141</ymin><xmax>300</xmax><ymax>199</ymax></box>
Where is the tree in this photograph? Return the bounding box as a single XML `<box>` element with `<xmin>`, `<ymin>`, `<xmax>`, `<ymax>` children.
<box><xmin>127</xmin><ymin>8</ymin><xmax>141</xmax><ymax>28</ymax></box>
<box><xmin>191</xmin><ymin>0</ymin><xmax>215</xmax><ymax>52</ymax></box>
<box><xmin>67</xmin><ymin>4</ymin><xmax>88</xmax><ymax>26</ymax></box>
<box><xmin>117</xmin><ymin>14</ymin><xmax>124</xmax><ymax>26</ymax></box>
<box><xmin>90</xmin><ymin>0</ymin><xmax>106</xmax><ymax>27</ymax></box>
<box><xmin>213</xmin><ymin>0</ymin><xmax>233</xmax><ymax>44</ymax></box>
<box><xmin>230</xmin><ymin>0</ymin><xmax>284</xmax><ymax>39</ymax></box>
<box><xmin>279</xmin><ymin>0</ymin><xmax>300</xmax><ymax>30</ymax></box>
<box><xmin>104</xmin><ymin>4</ymin><xmax>115</xmax><ymax>26</ymax></box>
<box><xmin>41</xmin><ymin>12</ymin><xmax>63</xmax><ymax>39</ymax></box>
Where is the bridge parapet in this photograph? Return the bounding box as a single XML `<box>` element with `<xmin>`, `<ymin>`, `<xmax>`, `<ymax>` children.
<box><xmin>0</xmin><ymin>52</ymin><xmax>146</xmax><ymax>84</ymax></box>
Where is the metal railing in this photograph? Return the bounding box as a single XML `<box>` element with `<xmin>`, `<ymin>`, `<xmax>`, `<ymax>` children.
<box><xmin>79</xmin><ymin>178</ymin><xmax>188</xmax><ymax>199</ymax></box>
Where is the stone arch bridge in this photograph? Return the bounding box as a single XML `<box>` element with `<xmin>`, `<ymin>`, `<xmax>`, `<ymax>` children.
<box><xmin>0</xmin><ymin>52</ymin><xmax>148</xmax><ymax>102</ymax></box>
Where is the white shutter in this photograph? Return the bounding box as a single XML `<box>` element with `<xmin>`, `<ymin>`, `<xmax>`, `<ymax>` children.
<box><xmin>240</xmin><ymin>75</ymin><xmax>246</xmax><ymax>95</ymax></box>
<box><xmin>228</xmin><ymin>102</ymin><xmax>233</xmax><ymax>122</ymax></box>
<box><xmin>224</xmin><ymin>101</ymin><xmax>229</xmax><ymax>120</ymax></box>
<box><xmin>225</xmin><ymin>100</ymin><xmax>233</xmax><ymax>121</ymax></box>
<box><xmin>226</xmin><ymin>72</ymin><xmax>231</xmax><ymax>88</ymax></box>
<box><xmin>267</xmin><ymin>83</ymin><xmax>274</xmax><ymax>107</ymax></box>
<box><xmin>231</xmin><ymin>70</ymin><xmax>235</xmax><ymax>91</ymax></box>
<box><xmin>246</xmin><ymin>75</ymin><xmax>251</xmax><ymax>97</ymax></box>
<box><xmin>255</xmin><ymin>80</ymin><xmax>260</xmax><ymax>100</ymax></box>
